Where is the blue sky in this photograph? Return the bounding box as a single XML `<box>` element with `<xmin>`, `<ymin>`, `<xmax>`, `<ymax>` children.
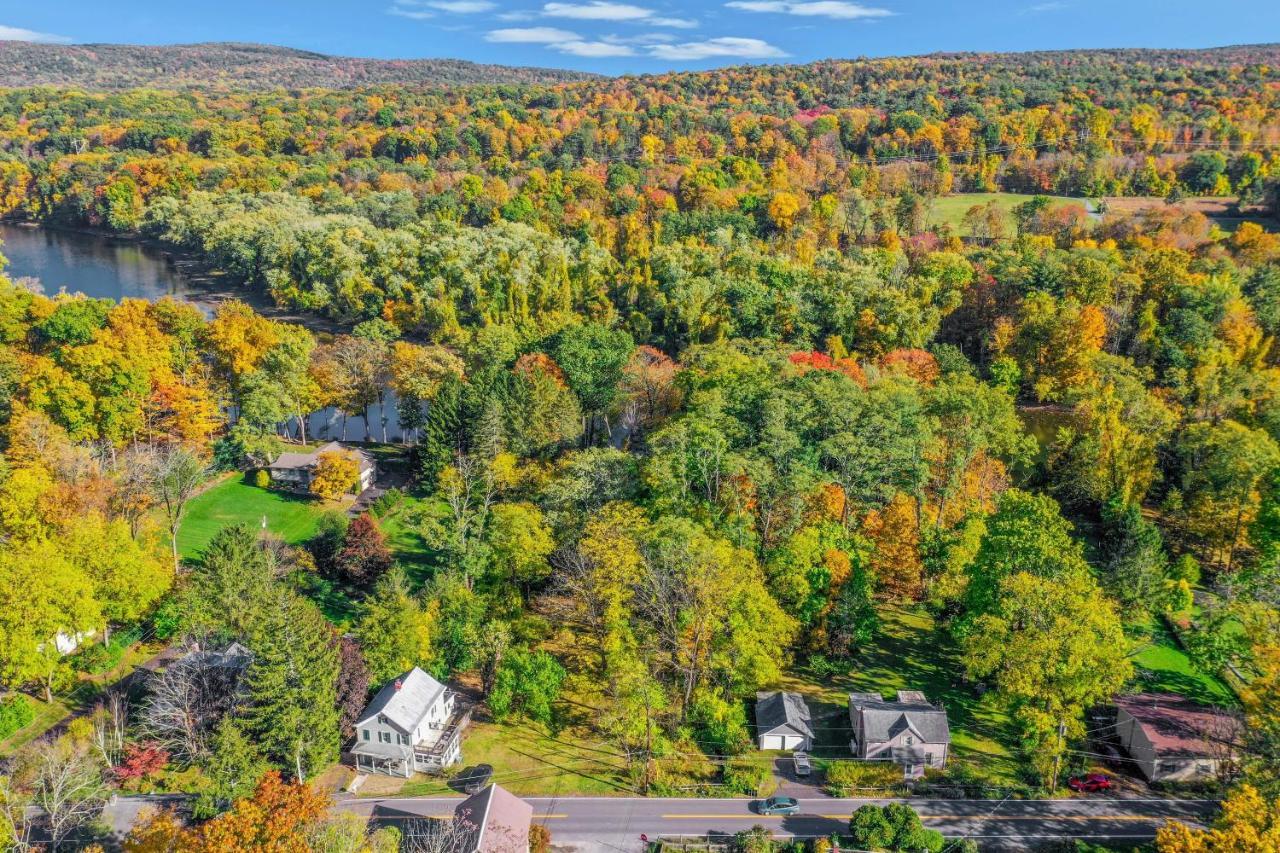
<box><xmin>4</xmin><ymin>1</ymin><xmax>1279</xmax><ymax>74</ymax></box>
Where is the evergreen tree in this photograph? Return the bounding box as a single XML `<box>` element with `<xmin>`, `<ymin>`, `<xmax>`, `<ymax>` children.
<box><xmin>193</xmin><ymin>717</ymin><xmax>269</xmax><ymax>819</ymax></box>
<box><xmin>242</xmin><ymin>589</ymin><xmax>340</xmax><ymax>781</ymax></box>
<box><xmin>418</xmin><ymin>373</ymin><xmax>463</xmax><ymax>489</ymax></box>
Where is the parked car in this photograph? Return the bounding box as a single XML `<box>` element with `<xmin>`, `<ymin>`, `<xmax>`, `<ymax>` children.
<box><xmin>459</xmin><ymin>764</ymin><xmax>494</xmax><ymax>794</ymax></box>
<box><xmin>756</xmin><ymin>796</ymin><xmax>800</xmax><ymax>815</ymax></box>
<box><xmin>792</xmin><ymin>752</ymin><xmax>811</xmax><ymax>777</ymax></box>
<box><xmin>1067</xmin><ymin>773</ymin><xmax>1113</xmax><ymax>793</ymax></box>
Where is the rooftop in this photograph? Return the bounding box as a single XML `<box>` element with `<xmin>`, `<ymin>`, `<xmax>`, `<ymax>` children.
<box><xmin>268</xmin><ymin>441</ymin><xmax>375</xmax><ymax>472</ymax></box>
<box><xmin>851</xmin><ymin>690</ymin><xmax>951</xmax><ymax>744</ymax></box>
<box><xmin>357</xmin><ymin>667</ymin><xmax>447</xmax><ymax>736</ymax></box>
<box><xmin>1116</xmin><ymin>693</ymin><xmax>1242</xmax><ymax>757</ymax></box>
<box><xmin>454</xmin><ymin>783</ymin><xmax>533</xmax><ymax>853</ymax></box>
<box><xmin>755</xmin><ymin>691</ymin><xmax>813</xmax><ymax>739</ymax></box>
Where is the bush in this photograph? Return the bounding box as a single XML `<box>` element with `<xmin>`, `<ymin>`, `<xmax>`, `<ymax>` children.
<box><xmin>369</xmin><ymin>487</ymin><xmax>405</xmax><ymax>517</ymax></box>
<box><xmin>529</xmin><ymin>823</ymin><xmax>552</xmax><ymax>853</ymax></box>
<box><xmin>721</xmin><ymin>759</ymin><xmax>773</xmax><ymax>797</ymax></box>
<box><xmin>0</xmin><ymin>695</ymin><xmax>34</xmax><ymax>739</ymax></box>
<box><xmin>253</xmin><ymin>469</ymin><xmax>270</xmax><ymax>488</ymax></box>
<box><xmin>71</xmin><ymin>626</ymin><xmax>143</xmax><ymax>675</ymax></box>
<box><xmin>823</xmin><ymin>759</ymin><xmax>902</xmax><ymax>796</ymax></box>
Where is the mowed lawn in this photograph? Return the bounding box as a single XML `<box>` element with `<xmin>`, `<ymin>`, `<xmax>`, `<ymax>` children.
<box><xmin>928</xmin><ymin>192</ymin><xmax>1088</xmax><ymax>230</ymax></box>
<box><xmin>393</xmin><ymin>719</ymin><xmax>634</xmax><ymax>798</ymax></box>
<box><xmin>774</xmin><ymin>606</ymin><xmax>1023</xmax><ymax>788</ymax></box>
<box><xmin>1129</xmin><ymin>617</ymin><xmax>1237</xmax><ymax>707</ymax></box>
<box><xmin>177</xmin><ymin>475</ymin><xmax>334</xmax><ymax>559</ymax></box>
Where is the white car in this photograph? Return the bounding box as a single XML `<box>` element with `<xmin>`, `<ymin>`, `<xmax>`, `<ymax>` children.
<box><xmin>792</xmin><ymin>751</ymin><xmax>811</xmax><ymax>776</ymax></box>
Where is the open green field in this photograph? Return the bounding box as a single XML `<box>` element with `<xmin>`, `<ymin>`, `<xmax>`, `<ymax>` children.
<box><xmin>177</xmin><ymin>474</ymin><xmax>335</xmax><ymax>559</ymax></box>
<box><xmin>928</xmin><ymin>192</ymin><xmax>1087</xmax><ymax>230</ymax></box>
<box><xmin>775</xmin><ymin>606</ymin><xmax>1024</xmax><ymax>790</ymax></box>
<box><xmin>1129</xmin><ymin>617</ymin><xmax>1237</xmax><ymax>707</ymax></box>
<box><xmin>394</xmin><ymin>718</ymin><xmax>634</xmax><ymax>798</ymax></box>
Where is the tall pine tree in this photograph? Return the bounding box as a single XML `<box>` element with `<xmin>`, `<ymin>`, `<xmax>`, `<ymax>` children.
<box><xmin>243</xmin><ymin>588</ymin><xmax>340</xmax><ymax>781</ymax></box>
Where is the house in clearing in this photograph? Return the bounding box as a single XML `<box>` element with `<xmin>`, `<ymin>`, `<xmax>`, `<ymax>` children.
<box><xmin>1115</xmin><ymin>693</ymin><xmax>1242</xmax><ymax>783</ymax></box>
<box><xmin>350</xmin><ymin>667</ymin><xmax>469</xmax><ymax>778</ymax></box>
<box><xmin>266</xmin><ymin>441</ymin><xmax>376</xmax><ymax>495</ymax></box>
<box><xmin>849</xmin><ymin>690</ymin><xmax>950</xmax><ymax>778</ymax></box>
<box><xmin>452</xmin><ymin>783</ymin><xmax>534</xmax><ymax>853</ymax></box>
<box><xmin>755</xmin><ymin>691</ymin><xmax>813</xmax><ymax>751</ymax></box>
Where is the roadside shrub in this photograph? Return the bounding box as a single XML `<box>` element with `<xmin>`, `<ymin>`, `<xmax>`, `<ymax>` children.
<box><xmin>253</xmin><ymin>469</ymin><xmax>270</xmax><ymax>489</ymax></box>
<box><xmin>529</xmin><ymin>823</ymin><xmax>552</xmax><ymax>853</ymax></box>
<box><xmin>721</xmin><ymin>759</ymin><xmax>773</xmax><ymax>797</ymax></box>
<box><xmin>687</xmin><ymin>691</ymin><xmax>751</xmax><ymax>756</ymax></box>
<box><xmin>0</xmin><ymin>695</ymin><xmax>34</xmax><ymax>739</ymax></box>
<box><xmin>823</xmin><ymin>759</ymin><xmax>901</xmax><ymax>796</ymax></box>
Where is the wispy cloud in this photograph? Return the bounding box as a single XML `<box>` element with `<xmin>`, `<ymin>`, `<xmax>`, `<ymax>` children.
<box><xmin>725</xmin><ymin>0</ymin><xmax>892</xmax><ymax>19</ymax></box>
<box><xmin>388</xmin><ymin>6</ymin><xmax>436</xmax><ymax>19</ymax></box>
<box><xmin>650</xmin><ymin>36</ymin><xmax>787</xmax><ymax>59</ymax></box>
<box><xmin>0</xmin><ymin>23</ymin><xmax>72</xmax><ymax>43</ymax></box>
<box><xmin>485</xmin><ymin>25</ymin><xmax>639</xmax><ymax>55</ymax></box>
<box><xmin>1021</xmin><ymin>0</ymin><xmax>1067</xmax><ymax>11</ymax></box>
<box><xmin>427</xmin><ymin>0</ymin><xmax>498</xmax><ymax>11</ymax></box>
<box><xmin>541</xmin><ymin>2</ymin><xmax>697</xmax><ymax>27</ymax></box>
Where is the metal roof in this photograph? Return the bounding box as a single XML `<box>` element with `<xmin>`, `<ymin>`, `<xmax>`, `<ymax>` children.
<box><xmin>850</xmin><ymin>691</ymin><xmax>950</xmax><ymax>744</ymax></box>
<box><xmin>356</xmin><ymin>667</ymin><xmax>447</xmax><ymax>735</ymax></box>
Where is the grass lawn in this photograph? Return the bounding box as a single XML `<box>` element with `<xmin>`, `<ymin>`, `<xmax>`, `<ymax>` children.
<box><xmin>927</xmin><ymin>192</ymin><xmax>1087</xmax><ymax>230</ymax></box>
<box><xmin>377</xmin><ymin>494</ymin><xmax>442</xmax><ymax>587</ymax></box>
<box><xmin>177</xmin><ymin>474</ymin><xmax>340</xmax><ymax>560</ymax></box>
<box><xmin>1129</xmin><ymin>617</ymin><xmax>1237</xmax><ymax>707</ymax></box>
<box><xmin>0</xmin><ymin>695</ymin><xmax>70</xmax><ymax>756</ymax></box>
<box><xmin>774</xmin><ymin>606</ymin><xmax>1025</xmax><ymax>789</ymax></box>
<box><xmin>391</xmin><ymin>719</ymin><xmax>634</xmax><ymax>798</ymax></box>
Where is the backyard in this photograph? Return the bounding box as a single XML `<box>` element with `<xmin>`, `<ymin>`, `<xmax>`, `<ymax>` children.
<box><xmin>177</xmin><ymin>473</ymin><xmax>338</xmax><ymax>559</ymax></box>
<box><xmin>774</xmin><ymin>606</ymin><xmax>1025</xmax><ymax>790</ymax></box>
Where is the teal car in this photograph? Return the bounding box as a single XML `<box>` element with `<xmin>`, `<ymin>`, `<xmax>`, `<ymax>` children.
<box><xmin>756</xmin><ymin>796</ymin><xmax>800</xmax><ymax>815</ymax></box>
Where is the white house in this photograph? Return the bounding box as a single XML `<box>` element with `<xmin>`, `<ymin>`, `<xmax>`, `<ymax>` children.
<box><xmin>267</xmin><ymin>441</ymin><xmax>376</xmax><ymax>495</ymax></box>
<box><xmin>849</xmin><ymin>690</ymin><xmax>950</xmax><ymax>778</ymax></box>
<box><xmin>755</xmin><ymin>691</ymin><xmax>813</xmax><ymax>751</ymax></box>
<box><xmin>351</xmin><ymin>667</ymin><xmax>468</xmax><ymax>778</ymax></box>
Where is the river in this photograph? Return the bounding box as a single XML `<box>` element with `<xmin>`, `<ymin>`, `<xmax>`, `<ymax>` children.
<box><xmin>0</xmin><ymin>221</ymin><xmax>411</xmax><ymax>443</ymax></box>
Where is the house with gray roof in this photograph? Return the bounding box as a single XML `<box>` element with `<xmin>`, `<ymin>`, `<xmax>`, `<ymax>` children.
<box><xmin>755</xmin><ymin>691</ymin><xmax>813</xmax><ymax>751</ymax></box>
<box><xmin>267</xmin><ymin>441</ymin><xmax>376</xmax><ymax>496</ymax></box>
<box><xmin>351</xmin><ymin>667</ymin><xmax>469</xmax><ymax>778</ymax></box>
<box><xmin>849</xmin><ymin>690</ymin><xmax>950</xmax><ymax>778</ymax></box>
<box><xmin>453</xmin><ymin>783</ymin><xmax>534</xmax><ymax>853</ymax></box>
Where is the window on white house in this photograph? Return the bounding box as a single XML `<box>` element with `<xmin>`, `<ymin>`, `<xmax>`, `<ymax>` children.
<box><xmin>379</xmin><ymin>731</ymin><xmax>392</xmax><ymax>744</ymax></box>
<box><xmin>362</xmin><ymin>729</ymin><xmax>369</xmax><ymax>741</ymax></box>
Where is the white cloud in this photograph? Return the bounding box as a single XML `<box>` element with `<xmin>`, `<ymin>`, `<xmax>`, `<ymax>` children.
<box><xmin>558</xmin><ymin>40</ymin><xmax>637</xmax><ymax>55</ymax></box>
<box><xmin>388</xmin><ymin>6</ymin><xmax>436</xmax><ymax>19</ymax></box>
<box><xmin>0</xmin><ymin>23</ymin><xmax>72</xmax><ymax>43</ymax></box>
<box><xmin>1022</xmin><ymin>0</ymin><xmax>1067</xmax><ymax>11</ymax></box>
<box><xmin>485</xmin><ymin>25</ymin><xmax>638</xmax><ymax>56</ymax></box>
<box><xmin>649</xmin><ymin>16</ymin><xmax>698</xmax><ymax>27</ymax></box>
<box><xmin>496</xmin><ymin>9</ymin><xmax>538</xmax><ymax>19</ymax></box>
<box><xmin>541</xmin><ymin>1</ymin><xmax>697</xmax><ymax>26</ymax></box>
<box><xmin>649</xmin><ymin>36</ymin><xmax>787</xmax><ymax>59</ymax></box>
<box><xmin>486</xmin><ymin>25</ymin><xmax>583</xmax><ymax>42</ymax></box>
<box><xmin>426</xmin><ymin>0</ymin><xmax>498</xmax><ymax>11</ymax></box>
<box><xmin>725</xmin><ymin>0</ymin><xmax>892</xmax><ymax>18</ymax></box>
<box><xmin>543</xmin><ymin>1</ymin><xmax>652</xmax><ymax>20</ymax></box>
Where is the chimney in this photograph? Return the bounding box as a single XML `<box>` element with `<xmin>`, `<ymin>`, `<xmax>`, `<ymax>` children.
<box><xmin>394</xmin><ymin>679</ymin><xmax>403</xmax><ymax>691</ymax></box>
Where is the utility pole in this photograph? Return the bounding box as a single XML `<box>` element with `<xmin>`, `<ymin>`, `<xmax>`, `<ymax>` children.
<box><xmin>1050</xmin><ymin>718</ymin><xmax>1067</xmax><ymax>793</ymax></box>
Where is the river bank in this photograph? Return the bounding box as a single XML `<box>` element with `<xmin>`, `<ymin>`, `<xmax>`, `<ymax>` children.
<box><xmin>0</xmin><ymin>219</ymin><xmax>349</xmax><ymax>334</ymax></box>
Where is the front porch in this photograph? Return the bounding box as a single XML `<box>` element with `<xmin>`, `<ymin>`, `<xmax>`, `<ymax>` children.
<box><xmin>351</xmin><ymin>704</ymin><xmax>472</xmax><ymax>778</ymax></box>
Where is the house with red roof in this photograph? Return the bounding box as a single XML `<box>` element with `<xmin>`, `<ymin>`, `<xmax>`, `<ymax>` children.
<box><xmin>1114</xmin><ymin>693</ymin><xmax>1242</xmax><ymax>783</ymax></box>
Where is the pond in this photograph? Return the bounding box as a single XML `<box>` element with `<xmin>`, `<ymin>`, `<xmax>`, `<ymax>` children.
<box><xmin>0</xmin><ymin>221</ymin><xmax>203</xmax><ymax>306</ymax></box>
<box><xmin>0</xmin><ymin>221</ymin><xmax>413</xmax><ymax>443</ymax></box>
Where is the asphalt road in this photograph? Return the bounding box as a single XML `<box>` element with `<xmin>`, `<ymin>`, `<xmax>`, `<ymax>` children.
<box><xmin>338</xmin><ymin>795</ymin><xmax>1219</xmax><ymax>851</ymax></box>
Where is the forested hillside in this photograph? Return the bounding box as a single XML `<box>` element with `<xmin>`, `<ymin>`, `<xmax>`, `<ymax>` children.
<box><xmin>0</xmin><ymin>45</ymin><xmax>1279</xmax><ymax>848</ymax></box>
<box><xmin>0</xmin><ymin>41</ymin><xmax>598</xmax><ymax>90</ymax></box>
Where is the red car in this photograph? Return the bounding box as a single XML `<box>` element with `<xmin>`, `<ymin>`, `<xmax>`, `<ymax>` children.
<box><xmin>1068</xmin><ymin>774</ymin><xmax>1113</xmax><ymax>793</ymax></box>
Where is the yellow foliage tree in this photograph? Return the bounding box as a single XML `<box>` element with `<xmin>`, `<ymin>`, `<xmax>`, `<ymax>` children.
<box><xmin>1156</xmin><ymin>785</ymin><xmax>1280</xmax><ymax>852</ymax></box>
<box><xmin>310</xmin><ymin>451</ymin><xmax>359</xmax><ymax>500</ymax></box>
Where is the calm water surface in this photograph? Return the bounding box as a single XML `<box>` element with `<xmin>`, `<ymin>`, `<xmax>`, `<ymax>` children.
<box><xmin>0</xmin><ymin>222</ymin><xmax>410</xmax><ymax>441</ymax></box>
<box><xmin>0</xmin><ymin>221</ymin><xmax>194</xmax><ymax>303</ymax></box>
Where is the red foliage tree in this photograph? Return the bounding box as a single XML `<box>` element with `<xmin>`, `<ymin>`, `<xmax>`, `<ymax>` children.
<box><xmin>115</xmin><ymin>742</ymin><xmax>170</xmax><ymax>782</ymax></box>
<box><xmin>336</xmin><ymin>512</ymin><xmax>393</xmax><ymax>586</ymax></box>
<box><xmin>335</xmin><ymin>633</ymin><xmax>371</xmax><ymax>741</ymax></box>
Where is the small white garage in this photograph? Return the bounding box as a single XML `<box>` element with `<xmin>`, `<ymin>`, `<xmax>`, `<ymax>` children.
<box><xmin>756</xmin><ymin>691</ymin><xmax>813</xmax><ymax>752</ymax></box>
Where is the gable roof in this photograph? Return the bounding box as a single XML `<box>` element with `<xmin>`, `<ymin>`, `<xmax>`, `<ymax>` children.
<box><xmin>268</xmin><ymin>441</ymin><xmax>375</xmax><ymax>473</ymax></box>
<box><xmin>851</xmin><ymin>691</ymin><xmax>950</xmax><ymax>744</ymax></box>
<box><xmin>356</xmin><ymin>667</ymin><xmax>447</xmax><ymax>734</ymax></box>
<box><xmin>454</xmin><ymin>783</ymin><xmax>533</xmax><ymax>853</ymax></box>
<box><xmin>756</xmin><ymin>691</ymin><xmax>813</xmax><ymax>739</ymax></box>
<box><xmin>1116</xmin><ymin>693</ymin><xmax>1242</xmax><ymax>758</ymax></box>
